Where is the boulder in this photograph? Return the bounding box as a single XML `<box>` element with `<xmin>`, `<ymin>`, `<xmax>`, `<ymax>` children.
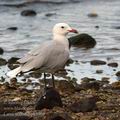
<box><xmin>68</xmin><ymin>33</ymin><xmax>96</xmax><ymax>48</ymax></box>
<box><xmin>35</xmin><ymin>87</ymin><xmax>62</xmax><ymax>110</ymax></box>
<box><xmin>69</xmin><ymin>96</ymin><xmax>98</xmax><ymax>112</ymax></box>
<box><xmin>0</xmin><ymin>47</ymin><xmax>4</xmax><ymax>55</ymax></box>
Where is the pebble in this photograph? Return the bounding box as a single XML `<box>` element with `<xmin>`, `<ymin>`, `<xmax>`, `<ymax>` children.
<box><xmin>90</xmin><ymin>60</ymin><xmax>106</xmax><ymax>65</ymax></box>
<box><xmin>21</xmin><ymin>10</ymin><xmax>37</xmax><ymax>16</ymax></box>
<box><xmin>0</xmin><ymin>58</ymin><xmax>7</xmax><ymax>66</ymax></box>
<box><xmin>107</xmin><ymin>62</ymin><xmax>118</xmax><ymax>67</ymax></box>
<box><xmin>7</xmin><ymin>27</ymin><xmax>18</xmax><ymax>31</ymax></box>
<box><xmin>116</xmin><ymin>71</ymin><xmax>120</xmax><ymax>77</ymax></box>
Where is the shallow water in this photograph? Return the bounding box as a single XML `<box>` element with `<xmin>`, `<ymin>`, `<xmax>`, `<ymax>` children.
<box><xmin>0</xmin><ymin>0</ymin><xmax>120</xmax><ymax>83</ymax></box>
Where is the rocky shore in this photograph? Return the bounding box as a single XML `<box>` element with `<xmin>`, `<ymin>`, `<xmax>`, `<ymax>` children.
<box><xmin>0</xmin><ymin>76</ymin><xmax>120</xmax><ymax>120</ymax></box>
<box><xmin>0</xmin><ymin>50</ymin><xmax>120</xmax><ymax>120</ymax></box>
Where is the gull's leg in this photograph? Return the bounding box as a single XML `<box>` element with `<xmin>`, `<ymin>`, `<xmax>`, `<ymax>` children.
<box><xmin>52</xmin><ymin>74</ymin><xmax>55</xmax><ymax>88</ymax></box>
<box><xmin>44</xmin><ymin>73</ymin><xmax>47</xmax><ymax>90</ymax></box>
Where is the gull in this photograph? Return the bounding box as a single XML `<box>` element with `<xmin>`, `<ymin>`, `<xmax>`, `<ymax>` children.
<box><xmin>7</xmin><ymin>23</ymin><xmax>78</xmax><ymax>88</ymax></box>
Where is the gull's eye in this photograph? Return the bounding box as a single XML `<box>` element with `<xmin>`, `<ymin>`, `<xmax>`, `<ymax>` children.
<box><xmin>61</xmin><ymin>26</ymin><xmax>65</xmax><ymax>29</ymax></box>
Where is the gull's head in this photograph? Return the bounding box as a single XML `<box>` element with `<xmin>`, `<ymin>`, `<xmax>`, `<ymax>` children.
<box><xmin>53</xmin><ymin>23</ymin><xmax>78</xmax><ymax>36</ymax></box>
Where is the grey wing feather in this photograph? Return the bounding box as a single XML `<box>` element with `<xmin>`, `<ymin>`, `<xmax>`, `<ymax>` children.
<box><xmin>18</xmin><ymin>41</ymin><xmax>69</xmax><ymax>72</ymax></box>
<box><xmin>17</xmin><ymin>41</ymin><xmax>50</xmax><ymax>64</ymax></box>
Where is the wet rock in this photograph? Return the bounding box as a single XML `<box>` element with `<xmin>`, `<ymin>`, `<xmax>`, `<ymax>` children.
<box><xmin>35</xmin><ymin>87</ymin><xmax>62</xmax><ymax>110</ymax></box>
<box><xmin>107</xmin><ymin>62</ymin><xmax>118</xmax><ymax>67</ymax></box>
<box><xmin>87</xmin><ymin>12</ymin><xmax>98</xmax><ymax>17</ymax></box>
<box><xmin>75</xmin><ymin>81</ymin><xmax>100</xmax><ymax>91</ymax></box>
<box><xmin>81</xmin><ymin>77</ymin><xmax>96</xmax><ymax>83</ymax></box>
<box><xmin>56</xmin><ymin>80</ymin><xmax>75</xmax><ymax>94</ymax></box>
<box><xmin>96</xmin><ymin>70</ymin><xmax>103</xmax><ymax>74</ymax></box>
<box><xmin>69</xmin><ymin>96</ymin><xmax>98</xmax><ymax>112</ymax></box>
<box><xmin>45</xmin><ymin>13</ymin><xmax>56</xmax><ymax>17</ymax></box>
<box><xmin>114</xmin><ymin>26</ymin><xmax>120</xmax><ymax>29</ymax></box>
<box><xmin>116</xmin><ymin>71</ymin><xmax>120</xmax><ymax>77</ymax></box>
<box><xmin>21</xmin><ymin>10</ymin><xmax>37</xmax><ymax>16</ymax></box>
<box><xmin>66</xmin><ymin>58</ymin><xmax>74</xmax><ymax>66</ymax></box>
<box><xmin>29</xmin><ymin>70</ymin><xmax>42</xmax><ymax>78</ymax></box>
<box><xmin>90</xmin><ymin>60</ymin><xmax>106</xmax><ymax>65</ymax></box>
<box><xmin>68</xmin><ymin>33</ymin><xmax>96</xmax><ymax>48</ymax></box>
<box><xmin>8</xmin><ymin>57</ymin><xmax>20</xmax><ymax>64</ymax></box>
<box><xmin>46</xmin><ymin>113</ymin><xmax>73</xmax><ymax>120</ymax></box>
<box><xmin>0</xmin><ymin>58</ymin><xmax>7</xmax><ymax>66</ymax></box>
<box><xmin>7</xmin><ymin>27</ymin><xmax>18</xmax><ymax>31</ymax></box>
<box><xmin>10</xmin><ymin>78</ymin><xmax>17</xmax><ymax>86</ymax></box>
<box><xmin>0</xmin><ymin>47</ymin><xmax>4</xmax><ymax>55</ymax></box>
<box><xmin>8</xmin><ymin>64</ymin><xmax>19</xmax><ymax>70</ymax></box>
<box><xmin>95</xmin><ymin>25</ymin><xmax>99</xmax><ymax>28</ymax></box>
<box><xmin>111</xmin><ymin>81</ymin><xmax>120</xmax><ymax>90</ymax></box>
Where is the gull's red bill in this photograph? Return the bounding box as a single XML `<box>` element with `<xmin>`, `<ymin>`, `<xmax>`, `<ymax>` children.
<box><xmin>68</xmin><ymin>29</ymin><xmax>78</xmax><ymax>33</ymax></box>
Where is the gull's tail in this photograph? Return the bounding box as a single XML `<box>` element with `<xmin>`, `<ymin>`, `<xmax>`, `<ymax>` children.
<box><xmin>7</xmin><ymin>66</ymin><xmax>21</xmax><ymax>78</ymax></box>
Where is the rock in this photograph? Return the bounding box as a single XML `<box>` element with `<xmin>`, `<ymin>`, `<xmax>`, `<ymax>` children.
<box><xmin>66</xmin><ymin>58</ymin><xmax>74</xmax><ymax>66</ymax></box>
<box><xmin>46</xmin><ymin>113</ymin><xmax>73</xmax><ymax>120</ymax></box>
<box><xmin>21</xmin><ymin>10</ymin><xmax>37</xmax><ymax>16</ymax></box>
<box><xmin>45</xmin><ymin>13</ymin><xmax>56</xmax><ymax>17</ymax></box>
<box><xmin>114</xmin><ymin>26</ymin><xmax>120</xmax><ymax>29</ymax></box>
<box><xmin>69</xmin><ymin>96</ymin><xmax>98</xmax><ymax>112</ymax></box>
<box><xmin>8</xmin><ymin>57</ymin><xmax>20</xmax><ymax>64</ymax></box>
<box><xmin>56</xmin><ymin>80</ymin><xmax>75</xmax><ymax>94</ymax></box>
<box><xmin>0</xmin><ymin>58</ymin><xmax>7</xmax><ymax>66</ymax></box>
<box><xmin>35</xmin><ymin>87</ymin><xmax>62</xmax><ymax>110</ymax></box>
<box><xmin>7</xmin><ymin>27</ymin><xmax>18</xmax><ymax>31</ymax></box>
<box><xmin>29</xmin><ymin>71</ymin><xmax>42</xmax><ymax>78</ymax></box>
<box><xmin>0</xmin><ymin>47</ymin><xmax>4</xmax><ymax>55</ymax></box>
<box><xmin>108</xmin><ymin>62</ymin><xmax>118</xmax><ymax>67</ymax></box>
<box><xmin>68</xmin><ymin>33</ymin><xmax>96</xmax><ymax>48</ymax></box>
<box><xmin>75</xmin><ymin>79</ymin><xmax>100</xmax><ymax>91</ymax></box>
<box><xmin>116</xmin><ymin>71</ymin><xmax>120</xmax><ymax>77</ymax></box>
<box><xmin>111</xmin><ymin>81</ymin><xmax>120</xmax><ymax>90</ymax></box>
<box><xmin>81</xmin><ymin>77</ymin><xmax>96</xmax><ymax>83</ymax></box>
<box><xmin>87</xmin><ymin>12</ymin><xmax>98</xmax><ymax>17</ymax></box>
<box><xmin>95</xmin><ymin>25</ymin><xmax>99</xmax><ymax>28</ymax></box>
<box><xmin>90</xmin><ymin>60</ymin><xmax>106</xmax><ymax>65</ymax></box>
<box><xmin>96</xmin><ymin>70</ymin><xmax>103</xmax><ymax>74</ymax></box>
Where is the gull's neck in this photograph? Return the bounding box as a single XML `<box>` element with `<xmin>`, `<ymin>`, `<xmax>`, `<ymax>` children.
<box><xmin>53</xmin><ymin>33</ymin><xmax>69</xmax><ymax>49</ymax></box>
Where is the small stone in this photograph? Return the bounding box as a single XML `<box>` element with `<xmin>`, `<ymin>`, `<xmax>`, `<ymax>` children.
<box><xmin>8</xmin><ymin>57</ymin><xmax>19</xmax><ymax>64</ymax></box>
<box><xmin>0</xmin><ymin>58</ymin><xmax>7</xmax><ymax>66</ymax></box>
<box><xmin>7</xmin><ymin>27</ymin><xmax>18</xmax><ymax>31</ymax></box>
<box><xmin>56</xmin><ymin>80</ymin><xmax>75</xmax><ymax>94</ymax></box>
<box><xmin>108</xmin><ymin>62</ymin><xmax>118</xmax><ymax>67</ymax></box>
<box><xmin>111</xmin><ymin>81</ymin><xmax>120</xmax><ymax>90</ymax></box>
<box><xmin>96</xmin><ymin>70</ymin><xmax>103</xmax><ymax>74</ymax></box>
<box><xmin>90</xmin><ymin>60</ymin><xmax>106</xmax><ymax>65</ymax></box>
<box><xmin>45</xmin><ymin>13</ymin><xmax>56</xmax><ymax>17</ymax></box>
<box><xmin>95</xmin><ymin>25</ymin><xmax>99</xmax><ymax>28</ymax></box>
<box><xmin>21</xmin><ymin>10</ymin><xmax>37</xmax><ymax>16</ymax></box>
<box><xmin>88</xmin><ymin>12</ymin><xmax>98</xmax><ymax>17</ymax></box>
<box><xmin>0</xmin><ymin>47</ymin><xmax>4</xmax><ymax>55</ymax></box>
<box><xmin>29</xmin><ymin>71</ymin><xmax>42</xmax><ymax>78</ymax></box>
<box><xmin>69</xmin><ymin>96</ymin><xmax>98</xmax><ymax>112</ymax></box>
<box><xmin>116</xmin><ymin>71</ymin><xmax>120</xmax><ymax>77</ymax></box>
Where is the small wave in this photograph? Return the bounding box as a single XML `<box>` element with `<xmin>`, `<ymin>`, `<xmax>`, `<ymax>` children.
<box><xmin>0</xmin><ymin>0</ymin><xmax>80</xmax><ymax>7</ymax></box>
